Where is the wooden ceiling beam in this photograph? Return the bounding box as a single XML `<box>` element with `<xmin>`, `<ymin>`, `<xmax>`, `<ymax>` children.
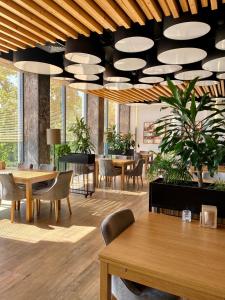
<box><xmin>166</xmin><ymin>0</ymin><xmax>180</xmax><ymax>17</ymax></box>
<box><xmin>157</xmin><ymin>0</ymin><xmax>171</xmax><ymax>16</ymax></box>
<box><xmin>0</xmin><ymin>16</ymin><xmax>46</xmax><ymax>45</ymax></box>
<box><xmin>0</xmin><ymin>31</ymin><xmax>27</xmax><ymax>49</ymax></box>
<box><xmin>179</xmin><ymin>0</ymin><xmax>189</xmax><ymax>12</ymax></box>
<box><xmin>94</xmin><ymin>0</ymin><xmax>131</xmax><ymax>28</ymax></box>
<box><xmin>210</xmin><ymin>0</ymin><xmax>218</xmax><ymax>10</ymax></box>
<box><xmin>33</xmin><ymin>0</ymin><xmax>89</xmax><ymax>37</ymax></box>
<box><xmin>0</xmin><ymin>6</ymin><xmax>55</xmax><ymax>42</ymax></box>
<box><xmin>54</xmin><ymin>0</ymin><xmax>103</xmax><ymax>34</ymax></box>
<box><xmin>0</xmin><ymin>39</ymin><xmax>17</xmax><ymax>51</ymax></box>
<box><xmin>142</xmin><ymin>0</ymin><xmax>162</xmax><ymax>22</ymax></box>
<box><xmin>0</xmin><ymin>24</ymin><xmax>36</xmax><ymax>47</ymax></box>
<box><xmin>187</xmin><ymin>0</ymin><xmax>198</xmax><ymax>14</ymax></box>
<box><xmin>136</xmin><ymin>0</ymin><xmax>154</xmax><ymax>19</ymax></box>
<box><xmin>115</xmin><ymin>0</ymin><xmax>146</xmax><ymax>25</ymax></box>
<box><xmin>74</xmin><ymin>0</ymin><xmax>117</xmax><ymax>31</ymax></box>
<box><xmin>213</xmin><ymin>85</ymin><xmax>218</xmax><ymax>97</ymax></box>
<box><xmin>0</xmin><ymin>0</ymin><xmax>64</xmax><ymax>41</ymax></box>
<box><xmin>14</xmin><ymin>0</ymin><xmax>78</xmax><ymax>38</ymax></box>
<box><xmin>217</xmin><ymin>81</ymin><xmax>222</xmax><ymax>95</ymax></box>
<box><xmin>201</xmin><ymin>0</ymin><xmax>208</xmax><ymax>7</ymax></box>
<box><xmin>0</xmin><ymin>45</ymin><xmax>10</xmax><ymax>53</ymax></box>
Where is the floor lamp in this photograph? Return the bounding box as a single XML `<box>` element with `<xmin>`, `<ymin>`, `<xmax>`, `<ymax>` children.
<box><xmin>46</xmin><ymin>128</ymin><xmax>61</xmax><ymax>167</ymax></box>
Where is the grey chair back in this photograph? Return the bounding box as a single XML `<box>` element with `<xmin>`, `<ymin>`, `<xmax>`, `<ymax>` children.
<box><xmin>99</xmin><ymin>159</ymin><xmax>115</xmax><ymax>177</ymax></box>
<box><xmin>18</xmin><ymin>163</ymin><xmax>33</xmax><ymax>170</ymax></box>
<box><xmin>101</xmin><ymin>209</ymin><xmax>135</xmax><ymax>245</ymax></box>
<box><xmin>0</xmin><ymin>173</ymin><xmax>25</xmax><ymax>201</ymax></box>
<box><xmin>134</xmin><ymin>152</ymin><xmax>141</xmax><ymax>162</ymax></box>
<box><xmin>135</xmin><ymin>159</ymin><xmax>144</xmax><ymax>176</ymax></box>
<box><xmin>36</xmin><ymin>170</ymin><xmax>73</xmax><ymax>200</ymax></box>
<box><xmin>39</xmin><ymin>164</ymin><xmax>56</xmax><ymax>171</ymax></box>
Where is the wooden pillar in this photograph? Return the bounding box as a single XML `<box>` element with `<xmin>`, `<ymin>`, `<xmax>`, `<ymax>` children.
<box><xmin>119</xmin><ymin>104</ymin><xmax>130</xmax><ymax>134</ymax></box>
<box><xmin>23</xmin><ymin>73</ymin><xmax>50</xmax><ymax>166</ymax></box>
<box><xmin>87</xmin><ymin>94</ymin><xmax>104</xmax><ymax>154</ymax></box>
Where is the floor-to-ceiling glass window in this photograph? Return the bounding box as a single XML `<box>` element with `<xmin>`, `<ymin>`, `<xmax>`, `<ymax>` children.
<box><xmin>108</xmin><ymin>100</ymin><xmax>116</xmax><ymax>128</ymax></box>
<box><xmin>50</xmin><ymin>79</ymin><xmax>62</xmax><ymax>131</ymax></box>
<box><xmin>0</xmin><ymin>64</ymin><xmax>22</xmax><ymax>167</ymax></box>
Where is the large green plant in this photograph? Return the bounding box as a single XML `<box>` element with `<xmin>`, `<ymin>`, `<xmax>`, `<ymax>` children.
<box><xmin>69</xmin><ymin>117</ymin><xmax>95</xmax><ymax>154</ymax></box>
<box><xmin>155</xmin><ymin>78</ymin><xmax>225</xmax><ymax>187</ymax></box>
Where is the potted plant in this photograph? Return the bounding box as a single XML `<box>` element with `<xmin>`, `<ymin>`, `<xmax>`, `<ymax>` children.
<box><xmin>148</xmin><ymin>78</ymin><xmax>225</xmax><ymax>218</ymax></box>
<box><xmin>55</xmin><ymin>143</ymin><xmax>71</xmax><ymax>169</ymax></box>
<box><xmin>122</xmin><ymin>132</ymin><xmax>135</xmax><ymax>156</ymax></box>
<box><xmin>59</xmin><ymin>117</ymin><xmax>95</xmax><ymax>164</ymax></box>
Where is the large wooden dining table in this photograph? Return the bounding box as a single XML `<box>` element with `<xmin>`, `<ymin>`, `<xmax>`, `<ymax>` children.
<box><xmin>0</xmin><ymin>169</ymin><xmax>57</xmax><ymax>222</ymax></box>
<box><xmin>99</xmin><ymin>213</ymin><xmax>225</xmax><ymax>300</ymax></box>
<box><xmin>95</xmin><ymin>159</ymin><xmax>135</xmax><ymax>190</ymax></box>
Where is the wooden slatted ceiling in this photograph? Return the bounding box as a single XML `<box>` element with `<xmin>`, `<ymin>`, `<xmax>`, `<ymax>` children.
<box><xmin>85</xmin><ymin>80</ymin><xmax>225</xmax><ymax>103</ymax></box>
<box><xmin>0</xmin><ymin>0</ymin><xmax>223</xmax><ymax>52</ymax></box>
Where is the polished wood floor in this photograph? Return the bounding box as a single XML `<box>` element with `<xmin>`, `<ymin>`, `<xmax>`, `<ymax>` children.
<box><xmin>0</xmin><ymin>180</ymin><xmax>148</xmax><ymax>300</ymax></box>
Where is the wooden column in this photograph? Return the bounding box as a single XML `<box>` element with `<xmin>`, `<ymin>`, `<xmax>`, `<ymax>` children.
<box><xmin>23</xmin><ymin>73</ymin><xmax>50</xmax><ymax>166</ymax></box>
<box><xmin>119</xmin><ymin>104</ymin><xmax>130</xmax><ymax>134</ymax></box>
<box><xmin>87</xmin><ymin>94</ymin><xmax>104</xmax><ymax>154</ymax></box>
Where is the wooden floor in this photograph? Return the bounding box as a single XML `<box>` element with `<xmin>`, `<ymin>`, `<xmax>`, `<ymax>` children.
<box><xmin>0</xmin><ymin>180</ymin><xmax>148</xmax><ymax>300</ymax></box>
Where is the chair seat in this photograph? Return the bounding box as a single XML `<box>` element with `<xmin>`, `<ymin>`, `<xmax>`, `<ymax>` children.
<box><xmin>33</xmin><ymin>187</ymin><xmax>51</xmax><ymax>196</ymax></box>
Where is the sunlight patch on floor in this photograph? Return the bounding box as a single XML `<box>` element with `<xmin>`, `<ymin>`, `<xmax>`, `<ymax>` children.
<box><xmin>95</xmin><ymin>188</ymin><xmax>147</xmax><ymax>196</ymax></box>
<box><xmin>0</xmin><ymin>220</ymin><xmax>96</xmax><ymax>244</ymax></box>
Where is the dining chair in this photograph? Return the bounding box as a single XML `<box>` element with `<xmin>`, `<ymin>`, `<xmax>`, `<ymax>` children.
<box><xmin>0</xmin><ymin>174</ymin><xmax>26</xmax><ymax>223</ymax></box>
<box><xmin>18</xmin><ymin>163</ymin><xmax>33</xmax><ymax>169</ymax></box>
<box><xmin>32</xmin><ymin>170</ymin><xmax>73</xmax><ymax>222</ymax></box>
<box><xmin>101</xmin><ymin>209</ymin><xmax>180</xmax><ymax>300</ymax></box>
<box><xmin>99</xmin><ymin>159</ymin><xmax>121</xmax><ymax>188</ymax></box>
<box><xmin>125</xmin><ymin>159</ymin><xmax>144</xmax><ymax>188</ymax></box>
<box><xmin>32</xmin><ymin>164</ymin><xmax>56</xmax><ymax>191</ymax></box>
<box><xmin>39</xmin><ymin>164</ymin><xmax>56</xmax><ymax>171</ymax></box>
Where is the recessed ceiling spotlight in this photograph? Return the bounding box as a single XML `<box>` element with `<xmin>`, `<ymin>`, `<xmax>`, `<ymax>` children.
<box><xmin>133</xmin><ymin>83</ymin><xmax>153</xmax><ymax>89</ymax></box>
<box><xmin>113</xmin><ymin>50</ymin><xmax>147</xmax><ymax>71</ymax></box>
<box><xmin>175</xmin><ymin>69</ymin><xmax>213</xmax><ymax>80</ymax></box>
<box><xmin>74</xmin><ymin>74</ymin><xmax>99</xmax><ymax>81</ymax></box>
<box><xmin>160</xmin><ymin>80</ymin><xmax>184</xmax><ymax>86</ymax></box>
<box><xmin>104</xmin><ymin>64</ymin><xmax>130</xmax><ymax>82</ymax></box>
<box><xmin>104</xmin><ymin>82</ymin><xmax>133</xmax><ymax>90</ymax></box>
<box><xmin>65</xmin><ymin>37</ymin><xmax>102</xmax><ymax>64</ymax></box>
<box><xmin>195</xmin><ymin>80</ymin><xmax>219</xmax><ymax>86</ymax></box>
<box><xmin>13</xmin><ymin>48</ymin><xmax>63</xmax><ymax>75</ymax></box>
<box><xmin>143</xmin><ymin>64</ymin><xmax>182</xmax><ymax>75</ymax></box>
<box><xmin>158</xmin><ymin>38</ymin><xmax>207</xmax><ymax>64</ymax></box>
<box><xmin>115</xmin><ymin>25</ymin><xmax>154</xmax><ymax>53</ymax></box>
<box><xmin>163</xmin><ymin>16</ymin><xmax>210</xmax><ymax>40</ymax></box>
<box><xmin>139</xmin><ymin>76</ymin><xmax>164</xmax><ymax>84</ymax></box>
<box><xmin>65</xmin><ymin>60</ymin><xmax>105</xmax><ymax>75</ymax></box>
<box><xmin>202</xmin><ymin>50</ymin><xmax>225</xmax><ymax>72</ymax></box>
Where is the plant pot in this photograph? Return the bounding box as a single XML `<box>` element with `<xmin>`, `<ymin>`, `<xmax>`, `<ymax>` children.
<box><xmin>59</xmin><ymin>153</ymin><xmax>95</xmax><ymax>164</ymax></box>
<box><xmin>108</xmin><ymin>149</ymin><xmax>123</xmax><ymax>155</ymax></box>
<box><xmin>149</xmin><ymin>178</ymin><xmax>225</xmax><ymax>218</ymax></box>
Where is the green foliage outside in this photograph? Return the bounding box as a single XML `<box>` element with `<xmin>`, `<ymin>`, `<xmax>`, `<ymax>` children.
<box><xmin>154</xmin><ymin>78</ymin><xmax>225</xmax><ymax>187</ymax></box>
<box><xmin>212</xmin><ymin>180</ymin><xmax>225</xmax><ymax>191</ymax></box>
<box><xmin>69</xmin><ymin>117</ymin><xmax>95</xmax><ymax>154</ymax></box>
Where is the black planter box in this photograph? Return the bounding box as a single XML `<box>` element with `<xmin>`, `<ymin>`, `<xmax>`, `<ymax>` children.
<box><xmin>149</xmin><ymin>178</ymin><xmax>225</xmax><ymax>218</ymax></box>
<box><xmin>59</xmin><ymin>153</ymin><xmax>95</xmax><ymax>164</ymax></box>
<box><xmin>108</xmin><ymin>149</ymin><xmax>134</xmax><ymax>156</ymax></box>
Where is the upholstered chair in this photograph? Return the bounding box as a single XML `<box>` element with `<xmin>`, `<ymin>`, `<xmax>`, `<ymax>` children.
<box><xmin>99</xmin><ymin>159</ymin><xmax>122</xmax><ymax>188</ymax></box>
<box><xmin>125</xmin><ymin>159</ymin><xmax>144</xmax><ymax>188</ymax></box>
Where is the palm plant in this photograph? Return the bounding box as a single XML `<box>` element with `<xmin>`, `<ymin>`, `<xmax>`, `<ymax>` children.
<box><xmin>155</xmin><ymin>78</ymin><xmax>225</xmax><ymax>187</ymax></box>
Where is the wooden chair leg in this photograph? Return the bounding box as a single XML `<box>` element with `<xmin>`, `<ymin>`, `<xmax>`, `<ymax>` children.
<box><xmin>66</xmin><ymin>196</ymin><xmax>72</xmax><ymax>215</ymax></box>
<box><xmin>58</xmin><ymin>199</ymin><xmax>61</xmax><ymax>211</ymax></box>
<box><xmin>11</xmin><ymin>201</ymin><xmax>16</xmax><ymax>223</ymax></box>
<box><xmin>141</xmin><ymin>176</ymin><xmax>143</xmax><ymax>187</ymax></box>
<box><xmin>137</xmin><ymin>176</ymin><xmax>139</xmax><ymax>190</ymax></box>
<box><xmin>17</xmin><ymin>200</ymin><xmax>20</xmax><ymax>211</ymax></box>
<box><xmin>35</xmin><ymin>199</ymin><xmax>40</xmax><ymax>216</ymax></box>
<box><xmin>111</xmin><ymin>295</ymin><xmax>117</xmax><ymax>300</ymax></box>
<box><xmin>54</xmin><ymin>200</ymin><xmax>59</xmax><ymax>222</ymax></box>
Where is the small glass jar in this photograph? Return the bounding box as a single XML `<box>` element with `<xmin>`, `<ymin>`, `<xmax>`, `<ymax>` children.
<box><xmin>182</xmin><ymin>209</ymin><xmax>192</xmax><ymax>222</ymax></box>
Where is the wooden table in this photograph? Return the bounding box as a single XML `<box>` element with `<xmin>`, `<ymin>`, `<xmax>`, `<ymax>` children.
<box><xmin>99</xmin><ymin>213</ymin><xmax>225</xmax><ymax>300</ymax></box>
<box><xmin>95</xmin><ymin>159</ymin><xmax>135</xmax><ymax>190</ymax></box>
<box><xmin>0</xmin><ymin>170</ymin><xmax>57</xmax><ymax>222</ymax></box>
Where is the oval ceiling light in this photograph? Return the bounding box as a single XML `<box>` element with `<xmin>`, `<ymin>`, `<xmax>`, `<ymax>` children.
<box><xmin>13</xmin><ymin>48</ymin><xmax>63</xmax><ymax>75</ymax></box>
<box><xmin>104</xmin><ymin>64</ymin><xmax>130</xmax><ymax>82</ymax></box>
<box><xmin>175</xmin><ymin>69</ymin><xmax>213</xmax><ymax>80</ymax></box>
<box><xmin>69</xmin><ymin>79</ymin><xmax>103</xmax><ymax>90</ymax></box>
<box><xmin>163</xmin><ymin>16</ymin><xmax>210</xmax><ymax>40</ymax></box>
<box><xmin>113</xmin><ymin>50</ymin><xmax>147</xmax><ymax>71</ymax></box>
<box><xmin>217</xmin><ymin>72</ymin><xmax>225</xmax><ymax>79</ymax></box>
<box><xmin>143</xmin><ymin>64</ymin><xmax>182</xmax><ymax>75</ymax></box>
<box><xmin>133</xmin><ymin>83</ymin><xmax>153</xmax><ymax>89</ymax></box>
<box><xmin>74</xmin><ymin>74</ymin><xmax>99</xmax><ymax>81</ymax></box>
<box><xmin>195</xmin><ymin>80</ymin><xmax>219</xmax><ymax>86</ymax></box>
<box><xmin>160</xmin><ymin>80</ymin><xmax>184</xmax><ymax>86</ymax></box>
<box><xmin>157</xmin><ymin>38</ymin><xmax>207</xmax><ymax>64</ymax></box>
<box><xmin>52</xmin><ymin>70</ymin><xmax>74</xmax><ymax>81</ymax></box>
<box><xmin>65</xmin><ymin>37</ymin><xmax>102</xmax><ymax>64</ymax></box>
<box><xmin>104</xmin><ymin>82</ymin><xmax>133</xmax><ymax>90</ymax></box>
<box><xmin>215</xmin><ymin>26</ymin><xmax>225</xmax><ymax>50</ymax></box>
<box><xmin>139</xmin><ymin>76</ymin><xmax>164</xmax><ymax>84</ymax></box>
<box><xmin>202</xmin><ymin>50</ymin><xmax>225</xmax><ymax>72</ymax></box>
<box><xmin>65</xmin><ymin>59</ymin><xmax>105</xmax><ymax>75</ymax></box>
<box><xmin>114</xmin><ymin>25</ymin><xmax>154</xmax><ymax>53</ymax></box>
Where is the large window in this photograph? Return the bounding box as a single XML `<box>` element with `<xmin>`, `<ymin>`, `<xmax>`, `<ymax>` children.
<box><xmin>0</xmin><ymin>65</ymin><xmax>21</xmax><ymax>167</ymax></box>
<box><xmin>108</xmin><ymin>100</ymin><xmax>116</xmax><ymax>128</ymax></box>
<box><xmin>50</xmin><ymin>79</ymin><xmax>62</xmax><ymax>130</ymax></box>
<box><xmin>66</xmin><ymin>87</ymin><xmax>82</xmax><ymax>142</ymax></box>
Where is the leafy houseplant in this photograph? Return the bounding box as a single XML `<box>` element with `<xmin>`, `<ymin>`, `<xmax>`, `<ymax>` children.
<box><xmin>69</xmin><ymin>117</ymin><xmax>95</xmax><ymax>154</ymax></box>
<box><xmin>55</xmin><ymin>144</ymin><xmax>71</xmax><ymax>170</ymax></box>
<box><xmin>155</xmin><ymin>78</ymin><xmax>225</xmax><ymax>187</ymax></box>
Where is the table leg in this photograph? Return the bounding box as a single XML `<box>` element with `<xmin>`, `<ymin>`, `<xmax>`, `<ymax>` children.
<box><xmin>133</xmin><ymin>162</ymin><xmax>135</xmax><ymax>185</ymax></box>
<box><xmin>121</xmin><ymin>165</ymin><xmax>125</xmax><ymax>190</ymax></box>
<box><xmin>100</xmin><ymin>261</ymin><xmax>111</xmax><ymax>300</ymax></box>
<box><xmin>26</xmin><ymin>182</ymin><xmax>33</xmax><ymax>222</ymax></box>
<box><xmin>95</xmin><ymin>162</ymin><xmax>99</xmax><ymax>188</ymax></box>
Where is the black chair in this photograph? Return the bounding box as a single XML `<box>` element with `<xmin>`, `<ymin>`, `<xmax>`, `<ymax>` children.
<box><xmin>101</xmin><ymin>209</ymin><xmax>180</xmax><ymax>300</ymax></box>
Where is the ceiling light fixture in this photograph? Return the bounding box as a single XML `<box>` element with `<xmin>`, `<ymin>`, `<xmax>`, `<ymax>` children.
<box><xmin>160</xmin><ymin>80</ymin><xmax>184</xmax><ymax>86</ymax></box>
<box><xmin>139</xmin><ymin>76</ymin><xmax>164</xmax><ymax>84</ymax></box>
<box><xmin>104</xmin><ymin>64</ymin><xmax>130</xmax><ymax>82</ymax></box>
<box><xmin>113</xmin><ymin>50</ymin><xmax>146</xmax><ymax>71</ymax></box>
<box><xmin>133</xmin><ymin>83</ymin><xmax>153</xmax><ymax>89</ymax></box>
<box><xmin>64</xmin><ymin>59</ymin><xmax>105</xmax><ymax>75</ymax></box>
<box><xmin>175</xmin><ymin>69</ymin><xmax>213</xmax><ymax>80</ymax></box>
<box><xmin>195</xmin><ymin>80</ymin><xmax>219</xmax><ymax>86</ymax></box>
<box><xmin>74</xmin><ymin>74</ymin><xmax>99</xmax><ymax>81</ymax></box>
<box><xmin>215</xmin><ymin>26</ymin><xmax>225</xmax><ymax>50</ymax></box>
<box><xmin>104</xmin><ymin>82</ymin><xmax>133</xmax><ymax>90</ymax></box>
<box><xmin>202</xmin><ymin>49</ymin><xmax>225</xmax><ymax>72</ymax></box>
